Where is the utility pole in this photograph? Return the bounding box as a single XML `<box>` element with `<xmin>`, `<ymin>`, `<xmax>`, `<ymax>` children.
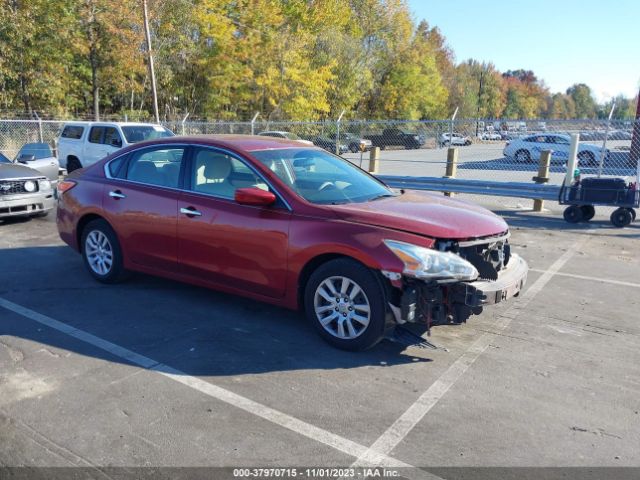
<box><xmin>475</xmin><ymin>66</ymin><xmax>485</xmax><ymax>138</ymax></box>
<box><xmin>142</xmin><ymin>0</ymin><xmax>160</xmax><ymax>124</ymax></box>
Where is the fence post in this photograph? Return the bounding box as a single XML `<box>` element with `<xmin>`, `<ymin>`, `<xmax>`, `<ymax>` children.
<box><xmin>564</xmin><ymin>133</ymin><xmax>580</xmax><ymax>187</ymax></box>
<box><xmin>336</xmin><ymin>110</ymin><xmax>345</xmax><ymax>155</ymax></box>
<box><xmin>532</xmin><ymin>149</ymin><xmax>552</xmax><ymax>212</ymax></box>
<box><xmin>447</xmin><ymin>107</ymin><xmax>459</xmax><ymax>148</ymax></box>
<box><xmin>597</xmin><ymin>102</ymin><xmax>615</xmax><ymax>177</ymax></box>
<box><xmin>443</xmin><ymin>147</ymin><xmax>458</xmax><ymax>196</ymax></box>
<box><xmin>33</xmin><ymin>112</ymin><xmax>43</xmax><ymax>143</ymax></box>
<box><xmin>368</xmin><ymin>147</ymin><xmax>380</xmax><ymax>173</ymax></box>
<box><xmin>250</xmin><ymin>112</ymin><xmax>260</xmax><ymax>135</ymax></box>
<box><xmin>181</xmin><ymin>113</ymin><xmax>190</xmax><ymax>136</ymax></box>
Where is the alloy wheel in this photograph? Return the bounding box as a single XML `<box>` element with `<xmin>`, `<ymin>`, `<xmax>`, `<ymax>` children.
<box><xmin>313</xmin><ymin>276</ymin><xmax>371</xmax><ymax>340</ymax></box>
<box><xmin>85</xmin><ymin>230</ymin><xmax>114</xmax><ymax>275</ymax></box>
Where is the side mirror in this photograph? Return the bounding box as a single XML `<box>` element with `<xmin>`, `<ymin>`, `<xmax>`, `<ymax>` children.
<box><xmin>234</xmin><ymin>187</ymin><xmax>276</xmax><ymax>207</ymax></box>
<box><xmin>18</xmin><ymin>154</ymin><xmax>36</xmax><ymax>163</ymax></box>
<box><xmin>110</xmin><ymin>138</ymin><xmax>122</xmax><ymax>147</ymax></box>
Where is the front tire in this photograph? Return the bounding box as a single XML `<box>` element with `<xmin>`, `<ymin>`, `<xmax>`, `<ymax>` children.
<box><xmin>580</xmin><ymin>205</ymin><xmax>595</xmax><ymax>221</ymax></box>
<box><xmin>304</xmin><ymin>258</ymin><xmax>388</xmax><ymax>351</ymax></box>
<box><xmin>578</xmin><ymin>151</ymin><xmax>596</xmax><ymax>166</ymax></box>
<box><xmin>81</xmin><ymin>219</ymin><xmax>127</xmax><ymax>283</ymax></box>
<box><xmin>563</xmin><ymin>205</ymin><xmax>583</xmax><ymax>223</ymax></box>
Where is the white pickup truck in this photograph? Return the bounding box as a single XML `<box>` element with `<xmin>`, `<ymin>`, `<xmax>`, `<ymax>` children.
<box><xmin>57</xmin><ymin>122</ymin><xmax>174</xmax><ymax>172</ymax></box>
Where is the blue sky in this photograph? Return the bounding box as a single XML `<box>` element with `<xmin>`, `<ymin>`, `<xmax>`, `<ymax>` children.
<box><xmin>407</xmin><ymin>0</ymin><xmax>640</xmax><ymax>101</ymax></box>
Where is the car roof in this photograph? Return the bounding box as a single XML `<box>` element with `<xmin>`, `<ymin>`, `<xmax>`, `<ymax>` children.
<box><xmin>123</xmin><ymin>134</ymin><xmax>319</xmax><ymax>152</ymax></box>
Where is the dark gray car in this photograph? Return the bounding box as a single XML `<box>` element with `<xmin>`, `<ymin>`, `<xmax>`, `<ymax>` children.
<box><xmin>0</xmin><ymin>153</ymin><xmax>55</xmax><ymax>219</ymax></box>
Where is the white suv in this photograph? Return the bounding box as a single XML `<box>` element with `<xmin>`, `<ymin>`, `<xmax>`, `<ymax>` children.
<box><xmin>57</xmin><ymin>122</ymin><xmax>174</xmax><ymax>172</ymax></box>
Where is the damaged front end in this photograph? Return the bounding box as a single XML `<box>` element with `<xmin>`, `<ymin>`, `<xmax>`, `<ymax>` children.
<box><xmin>383</xmin><ymin>232</ymin><xmax>528</xmax><ymax>335</ymax></box>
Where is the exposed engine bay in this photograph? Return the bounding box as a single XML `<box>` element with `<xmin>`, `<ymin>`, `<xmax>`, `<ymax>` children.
<box><xmin>386</xmin><ymin>231</ymin><xmax>524</xmax><ymax>334</ymax></box>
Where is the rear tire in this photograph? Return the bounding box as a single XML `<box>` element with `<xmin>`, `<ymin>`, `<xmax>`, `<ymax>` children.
<box><xmin>563</xmin><ymin>205</ymin><xmax>583</xmax><ymax>223</ymax></box>
<box><xmin>81</xmin><ymin>219</ymin><xmax>127</xmax><ymax>283</ymax></box>
<box><xmin>67</xmin><ymin>157</ymin><xmax>82</xmax><ymax>173</ymax></box>
<box><xmin>514</xmin><ymin>149</ymin><xmax>531</xmax><ymax>163</ymax></box>
<box><xmin>304</xmin><ymin>258</ymin><xmax>388</xmax><ymax>351</ymax></box>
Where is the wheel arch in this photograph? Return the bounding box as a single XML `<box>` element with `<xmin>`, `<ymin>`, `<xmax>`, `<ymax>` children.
<box><xmin>76</xmin><ymin>213</ymin><xmax>113</xmax><ymax>253</ymax></box>
<box><xmin>296</xmin><ymin>252</ymin><xmax>393</xmax><ymax>311</ymax></box>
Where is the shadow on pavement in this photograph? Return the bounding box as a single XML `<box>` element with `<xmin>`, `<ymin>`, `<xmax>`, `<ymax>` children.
<box><xmin>0</xmin><ymin>246</ymin><xmax>432</xmax><ymax>379</ymax></box>
<box><xmin>493</xmin><ymin>209</ymin><xmax>640</xmax><ymax>238</ymax></box>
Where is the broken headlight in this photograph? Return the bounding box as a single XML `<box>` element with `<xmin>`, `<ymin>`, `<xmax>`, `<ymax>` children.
<box><xmin>384</xmin><ymin>240</ymin><xmax>479</xmax><ymax>282</ymax></box>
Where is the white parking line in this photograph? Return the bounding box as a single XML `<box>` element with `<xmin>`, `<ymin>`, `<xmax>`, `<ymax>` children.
<box><xmin>0</xmin><ymin>297</ymin><xmax>415</xmax><ymax>469</ymax></box>
<box><xmin>350</xmin><ymin>235</ymin><xmax>591</xmax><ymax>466</ymax></box>
<box><xmin>529</xmin><ymin>268</ymin><xmax>640</xmax><ymax>289</ymax></box>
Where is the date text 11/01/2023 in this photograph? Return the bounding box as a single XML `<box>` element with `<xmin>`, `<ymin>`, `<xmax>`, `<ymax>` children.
<box><xmin>232</xmin><ymin>468</ymin><xmax>401</xmax><ymax>478</ymax></box>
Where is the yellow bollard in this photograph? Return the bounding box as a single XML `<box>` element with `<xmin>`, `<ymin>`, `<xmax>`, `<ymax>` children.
<box><xmin>532</xmin><ymin>149</ymin><xmax>552</xmax><ymax>212</ymax></box>
<box><xmin>368</xmin><ymin>147</ymin><xmax>380</xmax><ymax>174</ymax></box>
<box><xmin>444</xmin><ymin>147</ymin><xmax>458</xmax><ymax>197</ymax></box>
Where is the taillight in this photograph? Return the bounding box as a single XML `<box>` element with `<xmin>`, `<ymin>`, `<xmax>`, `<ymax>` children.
<box><xmin>57</xmin><ymin>180</ymin><xmax>77</xmax><ymax>195</ymax></box>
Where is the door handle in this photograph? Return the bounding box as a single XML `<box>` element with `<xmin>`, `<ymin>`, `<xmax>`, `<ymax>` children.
<box><xmin>180</xmin><ymin>207</ymin><xmax>202</xmax><ymax>217</ymax></box>
<box><xmin>109</xmin><ymin>190</ymin><xmax>126</xmax><ymax>199</ymax></box>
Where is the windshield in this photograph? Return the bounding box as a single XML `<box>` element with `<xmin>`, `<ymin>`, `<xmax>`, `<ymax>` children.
<box><xmin>0</xmin><ymin>152</ymin><xmax>11</xmax><ymax>163</ymax></box>
<box><xmin>251</xmin><ymin>148</ymin><xmax>394</xmax><ymax>205</ymax></box>
<box><xmin>14</xmin><ymin>142</ymin><xmax>52</xmax><ymax>161</ymax></box>
<box><xmin>121</xmin><ymin>126</ymin><xmax>174</xmax><ymax>143</ymax></box>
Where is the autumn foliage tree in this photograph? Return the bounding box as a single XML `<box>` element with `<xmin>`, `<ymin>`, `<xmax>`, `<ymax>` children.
<box><xmin>0</xmin><ymin>0</ymin><xmax>635</xmax><ymax>121</ymax></box>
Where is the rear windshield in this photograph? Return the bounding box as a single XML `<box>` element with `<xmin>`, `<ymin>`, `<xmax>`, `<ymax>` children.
<box><xmin>121</xmin><ymin>126</ymin><xmax>174</xmax><ymax>143</ymax></box>
<box><xmin>15</xmin><ymin>143</ymin><xmax>53</xmax><ymax>160</ymax></box>
<box><xmin>61</xmin><ymin>125</ymin><xmax>84</xmax><ymax>139</ymax></box>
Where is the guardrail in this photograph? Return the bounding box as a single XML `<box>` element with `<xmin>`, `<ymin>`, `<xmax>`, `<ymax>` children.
<box><xmin>378</xmin><ymin>175</ymin><xmax>561</xmax><ymax>200</ymax></box>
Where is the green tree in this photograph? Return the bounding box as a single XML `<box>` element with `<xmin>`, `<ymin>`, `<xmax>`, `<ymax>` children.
<box><xmin>566</xmin><ymin>83</ymin><xmax>597</xmax><ymax>119</ymax></box>
<box><xmin>0</xmin><ymin>0</ymin><xmax>77</xmax><ymax>115</ymax></box>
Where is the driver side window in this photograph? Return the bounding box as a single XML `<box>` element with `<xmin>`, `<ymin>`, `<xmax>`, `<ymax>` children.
<box><xmin>190</xmin><ymin>148</ymin><xmax>268</xmax><ymax>199</ymax></box>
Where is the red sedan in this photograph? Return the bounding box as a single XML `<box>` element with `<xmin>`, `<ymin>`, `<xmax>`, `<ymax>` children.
<box><xmin>56</xmin><ymin>135</ymin><xmax>528</xmax><ymax>350</ymax></box>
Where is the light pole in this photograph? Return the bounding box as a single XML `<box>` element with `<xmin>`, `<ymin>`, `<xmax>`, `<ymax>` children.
<box><xmin>142</xmin><ymin>0</ymin><xmax>160</xmax><ymax>124</ymax></box>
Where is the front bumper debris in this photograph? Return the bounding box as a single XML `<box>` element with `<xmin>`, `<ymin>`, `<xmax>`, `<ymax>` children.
<box><xmin>463</xmin><ymin>253</ymin><xmax>528</xmax><ymax>306</ymax></box>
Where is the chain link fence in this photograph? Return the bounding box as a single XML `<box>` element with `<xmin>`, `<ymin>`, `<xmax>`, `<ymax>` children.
<box><xmin>1</xmin><ymin>117</ymin><xmax>638</xmax><ymax>201</ymax></box>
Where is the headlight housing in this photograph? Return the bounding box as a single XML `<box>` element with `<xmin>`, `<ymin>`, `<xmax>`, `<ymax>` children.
<box><xmin>38</xmin><ymin>179</ymin><xmax>51</xmax><ymax>191</ymax></box>
<box><xmin>384</xmin><ymin>240</ymin><xmax>478</xmax><ymax>282</ymax></box>
<box><xmin>23</xmin><ymin>180</ymin><xmax>37</xmax><ymax>192</ymax></box>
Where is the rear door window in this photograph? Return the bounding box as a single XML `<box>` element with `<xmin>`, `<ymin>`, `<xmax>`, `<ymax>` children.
<box><xmin>125</xmin><ymin>147</ymin><xmax>185</xmax><ymax>188</ymax></box>
<box><xmin>89</xmin><ymin>127</ymin><xmax>105</xmax><ymax>144</ymax></box>
<box><xmin>103</xmin><ymin>127</ymin><xmax>123</xmax><ymax>147</ymax></box>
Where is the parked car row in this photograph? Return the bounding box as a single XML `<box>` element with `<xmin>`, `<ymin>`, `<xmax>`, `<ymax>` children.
<box><xmin>0</xmin><ymin>150</ymin><xmax>55</xmax><ymax>219</ymax></box>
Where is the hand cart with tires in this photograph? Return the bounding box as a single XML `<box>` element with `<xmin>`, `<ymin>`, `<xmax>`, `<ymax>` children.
<box><xmin>559</xmin><ymin>177</ymin><xmax>638</xmax><ymax>228</ymax></box>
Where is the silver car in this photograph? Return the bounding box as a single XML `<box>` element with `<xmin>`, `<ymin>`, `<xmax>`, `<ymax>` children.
<box><xmin>14</xmin><ymin>142</ymin><xmax>60</xmax><ymax>186</ymax></box>
<box><xmin>0</xmin><ymin>152</ymin><xmax>55</xmax><ymax>219</ymax></box>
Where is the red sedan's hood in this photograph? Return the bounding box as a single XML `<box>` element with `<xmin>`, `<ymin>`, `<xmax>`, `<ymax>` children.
<box><xmin>329</xmin><ymin>191</ymin><xmax>508</xmax><ymax>240</ymax></box>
